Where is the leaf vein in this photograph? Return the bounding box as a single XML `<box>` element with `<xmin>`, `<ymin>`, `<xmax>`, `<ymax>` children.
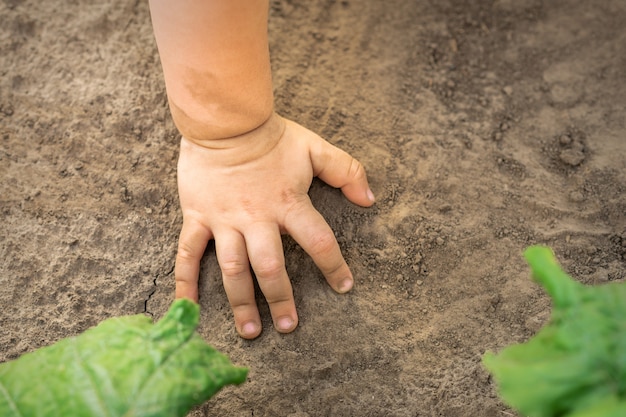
<box><xmin>71</xmin><ymin>338</ymin><xmax>113</xmax><ymax>417</ymax></box>
<box><xmin>0</xmin><ymin>379</ymin><xmax>23</xmax><ymax>417</ymax></box>
<box><xmin>123</xmin><ymin>332</ymin><xmax>193</xmax><ymax>416</ymax></box>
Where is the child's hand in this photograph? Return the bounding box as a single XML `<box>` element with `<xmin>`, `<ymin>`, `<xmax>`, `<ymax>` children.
<box><xmin>175</xmin><ymin>113</ymin><xmax>375</xmax><ymax>339</ymax></box>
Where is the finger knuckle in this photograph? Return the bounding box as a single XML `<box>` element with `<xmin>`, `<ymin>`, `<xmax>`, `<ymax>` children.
<box><xmin>176</xmin><ymin>241</ymin><xmax>197</xmax><ymax>263</ymax></box>
<box><xmin>308</xmin><ymin>231</ymin><xmax>337</xmax><ymax>257</ymax></box>
<box><xmin>174</xmin><ymin>275</ymin><xmax>190</xmax><ymax>285</ymax></box>
<box><xmin>230</xmin><ymin>299</ymin><xmax>257</xmax><ymax>312</ymax></box>
<box><xmin>265</xmin><ymin>293</ymin><xmax>293</xmax><ymax>306</ymax></box>
<box><xmin>253</xmin><ymin>257</ymin><xmax>285</xmax><ymax>279</ymax></box>
<box><xmin>220</xmin><ymin>257</ymin><xmax>249</xmax><ymax>277</ymax></box>
<box><xmin>347</xmin><ymin>158</ymin><xmax>366</xmax><ymax>182</ymax></box>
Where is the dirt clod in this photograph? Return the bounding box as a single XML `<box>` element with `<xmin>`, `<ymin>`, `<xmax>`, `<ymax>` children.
<box><xmin>559</xmin><ymin>148</ymin><xmax>586</xmax><ymax>166</ymax></box>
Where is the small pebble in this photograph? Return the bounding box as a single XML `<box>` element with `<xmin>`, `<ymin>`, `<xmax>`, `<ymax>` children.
<box><xmin>1</xmin><ymin>105</ymin><xmax>14</xmax><ymax>116</ymax></box>
<box><xmin>594</xmin><ymin>270</ymin><xmax>609</xmax><ymax>283</ymax></box>
<box><xmin>559</xmin><ymin>134</ymin><xmax>572</xmax><ymax>145</ymax></box>
<box><xmin>559</xmin><ymin>149</ymin><xmax>585</xmax><ymax>166</ymax></box>
<box><xmin>568</xmin><ymin>191</ymin><xmax>585</xmax><ymax>202</ymax></box>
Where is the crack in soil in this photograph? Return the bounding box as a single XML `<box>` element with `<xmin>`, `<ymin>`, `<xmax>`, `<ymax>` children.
<box><xmin>144</xmin><ymin>264</ymin><xmax>175</xmax><ymax>316</ymax></box>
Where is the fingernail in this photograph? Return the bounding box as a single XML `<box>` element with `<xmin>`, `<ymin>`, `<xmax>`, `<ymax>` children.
<box><xmin>276</xmin><ymin>316</ymin><xmax>294</xmax><ymax>332</ymax></box>
<box><xmin>242</xmin><ymin>321</ymin><xmax>259</xmax><ymax>338</ymax></box>
<box><xmin>339</xmin><ymin>278</ymin><xmax>354</xmax><ymax>293</ymax></box>
<box><xmin>367</xmin><ymin>188</ymin><xmax>375</xmax><ymax>203</ymax></box>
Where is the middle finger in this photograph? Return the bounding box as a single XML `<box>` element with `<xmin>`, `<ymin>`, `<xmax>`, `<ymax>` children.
<box><xmin>245</xmin><ymin>223</ymin><xmax>298</xmax><ymax>333</ymax></box>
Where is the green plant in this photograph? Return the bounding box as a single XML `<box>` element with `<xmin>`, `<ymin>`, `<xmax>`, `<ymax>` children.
<box><xmin>483</xmin><ymin>246</ymin><xmax>626</xmax><ymax>417</ymax></box>
<box><xmin>0</xmin><ymin>299</ymin><xmax>247</xmax><ymax>417</ymax></box>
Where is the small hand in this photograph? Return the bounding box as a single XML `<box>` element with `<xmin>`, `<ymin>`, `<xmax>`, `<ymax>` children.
<box><xmin>175</xmin><ymin>113</ymin><xmax>375</xmax><ymax>339</ymax></box>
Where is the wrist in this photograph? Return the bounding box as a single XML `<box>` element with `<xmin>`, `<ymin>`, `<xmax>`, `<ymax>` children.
<box><xmin>168</xmin><ymin>93</ymin><xmax>274</xmax><ymax>143</ymax></box>
<box><xmin>178</xmin><ymin>112</ymin><xmax>286</xmax><ymax>167</ymax></box>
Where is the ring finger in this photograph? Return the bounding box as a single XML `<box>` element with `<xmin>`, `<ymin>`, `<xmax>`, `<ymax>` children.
<box><xmin>215</xmin><ymin>230</ymin><xmax>261</xmax><ymax>339</ymax></box>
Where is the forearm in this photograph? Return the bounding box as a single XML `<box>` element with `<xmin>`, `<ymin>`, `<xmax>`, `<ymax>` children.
<box><xmin>149</xmin><ymin>0</ymin><xmax>274</xmax><ymax>142</ymax></box>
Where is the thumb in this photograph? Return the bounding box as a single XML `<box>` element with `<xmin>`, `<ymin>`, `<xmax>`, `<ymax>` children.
<box><xmin>311</xmin><ymin>139</ymin><xmax>375</xmax><ymax>207</ymax></box>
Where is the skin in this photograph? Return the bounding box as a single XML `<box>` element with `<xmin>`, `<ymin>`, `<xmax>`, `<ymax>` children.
<box><xmin>149</xmin><ymin>0</ymin><xmax>375</xmax><ymax>339</ymax></box>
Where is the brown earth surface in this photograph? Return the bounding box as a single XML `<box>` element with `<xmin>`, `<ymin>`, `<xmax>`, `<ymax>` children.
<box><xmin>1</xmin><ymin>0</ymin><xmax>625</xmax><ymax>416</ymax></box>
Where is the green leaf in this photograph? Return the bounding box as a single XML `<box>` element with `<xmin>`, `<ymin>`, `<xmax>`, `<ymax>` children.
<box><xmin>0</xmin><ymin>299</ymin><xmax>248</xmax><ymax>417</ymax></box>
<box><xmin>483</xmin><ymin>246</ymin><xmax>626</xmax><ymax>417</ymax></box>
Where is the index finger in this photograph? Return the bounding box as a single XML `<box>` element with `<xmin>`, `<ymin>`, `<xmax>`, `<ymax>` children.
<box><xmin>284</xmin><ymin>202</ymin><xmax>354</xmax><ymax>294</ymax></box>
<box><xmin>175</xmin><ymin>217</ymin><xmax>212</xmax><ymax>302</ymax></box>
